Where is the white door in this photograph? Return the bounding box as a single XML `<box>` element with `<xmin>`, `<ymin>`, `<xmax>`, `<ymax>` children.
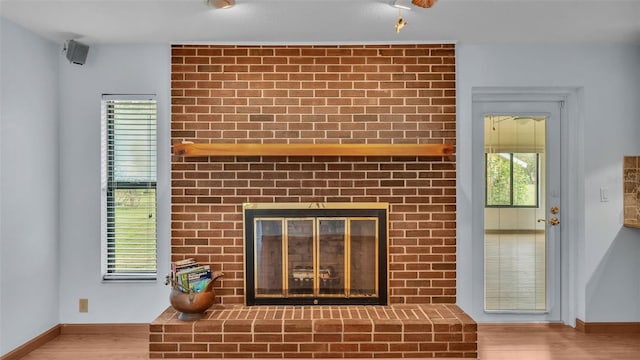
<box><xmin>472</xmin><ymin>100</ymin><xmax>562</xmax><ymax>322</ymax></box>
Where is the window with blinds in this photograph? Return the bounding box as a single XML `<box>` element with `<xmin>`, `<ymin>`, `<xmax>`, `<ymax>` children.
<box><xmin>101</xmin><ymin>95</ymin><xmax>157</xmax><ymax>280</ymax></box>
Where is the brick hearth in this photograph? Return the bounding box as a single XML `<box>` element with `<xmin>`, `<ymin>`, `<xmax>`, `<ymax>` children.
<box><xmin>150</xmin><ymin>304</ymin><xmax>477</xmax><ymax>359</ymax></box>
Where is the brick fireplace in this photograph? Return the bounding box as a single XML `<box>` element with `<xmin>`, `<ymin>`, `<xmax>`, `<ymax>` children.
<box><xmin>151</xmin><ymin>44</ymin><xmax>476</xmax><ymax>359</ymax></box>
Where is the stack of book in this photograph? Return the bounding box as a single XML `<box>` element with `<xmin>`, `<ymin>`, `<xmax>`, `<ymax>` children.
<box><xmin>170</xmin><ymin>258</ymin><xmax>212</xmax><ymax>294</ymax></box>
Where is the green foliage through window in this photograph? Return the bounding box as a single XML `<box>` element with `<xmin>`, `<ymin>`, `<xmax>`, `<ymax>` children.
<box><xmin>486</xmin><ymin>153</ymin><xmax>539</xmax><ymax>207</ymax></box>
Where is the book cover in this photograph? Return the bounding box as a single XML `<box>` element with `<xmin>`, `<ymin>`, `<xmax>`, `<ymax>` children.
<box><xmin>186</xmin><ymin>265</ymin><xmax>212</xmax><ymax>293</ymax></box>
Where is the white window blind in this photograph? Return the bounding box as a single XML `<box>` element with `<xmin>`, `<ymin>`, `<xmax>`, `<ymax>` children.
<box><xmin>101</xmin><ymin>95</ymin><xmax>157</xmax><ymax>280</ymax></box>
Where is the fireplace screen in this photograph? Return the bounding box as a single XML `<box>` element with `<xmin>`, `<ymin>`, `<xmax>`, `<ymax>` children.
<box><xmin>244</xmin><ymin>203</ymin><xmax>388</xmax><ymax>306</ymax></box>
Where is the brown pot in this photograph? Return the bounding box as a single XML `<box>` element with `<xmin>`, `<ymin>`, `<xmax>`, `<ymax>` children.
<box><xmin>170</xmin><ymin>270</ymin><xmax>223</xmax><ymax>321</ymax></box>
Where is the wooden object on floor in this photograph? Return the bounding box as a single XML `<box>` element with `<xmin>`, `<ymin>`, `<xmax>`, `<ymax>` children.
<box><xmin>576</xmin><ymin>318</ymin><xmax>640</xmax><ymax>333</ymax></box>
<box><xmin>60</xmin><ymin>323</ymin><xmax>149</xmax><ymax>335</ymax></box>
<box><xmin>0</xmin><ymin>325</ymin><xmax>60</xmax><ymax>360</ymax></box>
<box><xmin>173</xmin><ymin>143</ymin><xmax>455</xmax><ymax>157</ymax></box>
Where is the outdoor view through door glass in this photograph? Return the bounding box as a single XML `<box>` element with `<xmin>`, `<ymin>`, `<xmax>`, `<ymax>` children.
<box><xmin>484</xmin><ymin>115</ymin><xmax>547</xmax><ymax>312</ymax></box>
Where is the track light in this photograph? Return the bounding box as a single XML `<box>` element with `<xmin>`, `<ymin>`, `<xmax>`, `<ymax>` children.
<box><xmin>392</xmin><ymin>0</ymin><xmax>409</xmax><ymax>33</ymax></box>
<box><xmin>208</xmin><ymin>0</ymin><xmax>235</xmax><ymax>9</ymax></box>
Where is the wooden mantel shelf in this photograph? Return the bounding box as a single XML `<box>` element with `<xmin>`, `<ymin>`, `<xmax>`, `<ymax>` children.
<box><xmin>173</xmin><ymin>143</ymin><xmax>455</xmax><ymax>157</ymax></box>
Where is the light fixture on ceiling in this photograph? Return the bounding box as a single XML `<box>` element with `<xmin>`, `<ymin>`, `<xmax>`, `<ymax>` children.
<box><xmin>412</xmin><ymin>0</ymin><xmax>437</xmax><ymax>8</ymax></box>
<box><xmin>208</xmin><ymin>0</ymin><xmax>235</xmax><ymax>9</ymax></box>
<box><xmin>391</xmin><ymin>0</ymin><xmax>437</xmax><ymax>33</ymax></box>
<box><xmin>393</xmin><ymin>0</ymin><xmax>409</xmax><ymax>33</ymax></box>
<box><xmin>392</xmin><ymin>0</ymin><xmax>411</xmax><ymax>11</ymax></box>
<box><xmin>395</xmin><ymin>14</ymin><xmax>407</xmax><ymax>33</ymax></box>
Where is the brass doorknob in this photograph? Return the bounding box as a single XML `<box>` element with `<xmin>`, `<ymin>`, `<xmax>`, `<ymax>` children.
<box><xmin>538</xmin><ymin>218</ymin><xmax>560</xmax><ymax>226</ymax></box>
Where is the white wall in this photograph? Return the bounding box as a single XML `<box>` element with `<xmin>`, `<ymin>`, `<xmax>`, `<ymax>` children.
<box><xmin>457</xmin><ymin>44</ymin><xmax>640</xmax><ymax>323</ymax></box>
<box><xmin>0</xmin><ymin>18</ymin><xmax>60</xmax><ymax>355</ymax></box>
<box><xmin>57</xmin><ymin>45</ymin><xmax>171</xmax><ymax>323</ymax></box>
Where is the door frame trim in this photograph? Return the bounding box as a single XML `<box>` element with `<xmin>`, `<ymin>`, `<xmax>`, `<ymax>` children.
<box><xmin>470</xmin><ymin>87</ymin><xmax>583</xmax><ymax>326</ymax></box>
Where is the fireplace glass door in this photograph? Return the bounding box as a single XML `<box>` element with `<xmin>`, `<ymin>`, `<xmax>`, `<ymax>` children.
<box><xmin>255</xmin><ymin>217</ymin><xmax>378</xmax><ymax>298</ymax></box>
<box><xmin>245</xmin><ymin>204</ymin><xmax>387</xmax><ymax>305</ymax></box>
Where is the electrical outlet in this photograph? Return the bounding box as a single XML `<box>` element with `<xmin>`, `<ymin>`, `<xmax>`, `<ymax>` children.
<box><xmin>79</xmin><ymin>298</ymin><xmax>89</xmax><ymax>313</ymax></box>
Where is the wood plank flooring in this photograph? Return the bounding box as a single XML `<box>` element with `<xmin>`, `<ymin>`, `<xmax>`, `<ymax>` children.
<box><xmin>16</xmin><ymin>323</ymin><xmax>640</xmax><ymax>359</ymax></box>
<box><xmin>19</xmin><ymin>331</ymin><xmax>148</xmax><ymax>360</ymax></box>
<box><xmin>479</xmin><ymin>324</ymin><xmax>640</xmax><ymax>360</ymax></box>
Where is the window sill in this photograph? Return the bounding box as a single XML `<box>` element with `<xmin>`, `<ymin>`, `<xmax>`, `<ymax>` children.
<box><xmin>102</xmin><ymin>274</ymin><xmax>158</xmax><ymax>282</ymax></box>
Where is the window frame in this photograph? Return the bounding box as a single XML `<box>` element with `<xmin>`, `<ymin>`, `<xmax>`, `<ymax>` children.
<box><xmin>101</xmin><ymin>94</ymin><xmax>158</xmax><ymax>281</ymax></box>
<box><xmin>485</xmin><ymin>152</ymin><xmax>540</xmax><ymax>209</ymax></box>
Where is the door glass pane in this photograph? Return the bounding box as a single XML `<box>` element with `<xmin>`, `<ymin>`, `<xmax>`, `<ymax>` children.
<box><xmin>486</xmin><ymin>153</ymin><xmax>512</xmax><ymax>206</ymax></box>
<box><xmin>349</xmin><ymin>219</ymin><xmax>377</xmax><ymax>296</ymax></box>
<box><xmin>287</xmin><ymin>219</ymin><xmax>314</xmax><ymax>295</ymax></box>
<box><xmin>484</xmin><ymin>115</ymin><xmax>547</xmax><ymax>311</ymax></box>
<box><xmin>513</xmin><ymin>153</ymin><xmax>539</xmax><ymax>207</ymax></box>
<box><xmin>318</xmin><ymin>219</ymin><xmax>345</xmax><ymax>295</ymax></box>
<box><xmin>255</xmin><ymin>219</ymin><xmax>283</xmax><ymax>295</ymax></box>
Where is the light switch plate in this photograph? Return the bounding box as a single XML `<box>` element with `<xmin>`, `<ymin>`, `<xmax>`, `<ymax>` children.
<box><xmin>600</xmin><ymin>187</ymin><xmax>609</xmax><ymax>202</ymax></box>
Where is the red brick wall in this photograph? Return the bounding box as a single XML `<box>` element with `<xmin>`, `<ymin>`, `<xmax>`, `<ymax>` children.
<box><xmin>170</xmin><ymin>45</ymin><xmax>456</xmax><ymax>305</ymax></box>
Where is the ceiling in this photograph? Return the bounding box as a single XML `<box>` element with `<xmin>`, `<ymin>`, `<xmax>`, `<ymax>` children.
<box><xmin>1</xmin><ymin>0</ymin><xmax>639</xmax><ymax>45</ymax></box>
